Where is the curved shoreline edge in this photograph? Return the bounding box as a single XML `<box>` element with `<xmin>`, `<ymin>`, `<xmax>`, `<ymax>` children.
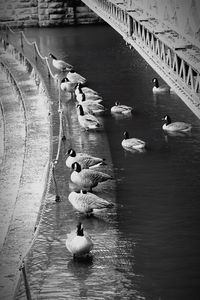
<box><xmin>0</xmin><ymin>42</ymin><xmax>53</xmax><ymax>299</ymax></box>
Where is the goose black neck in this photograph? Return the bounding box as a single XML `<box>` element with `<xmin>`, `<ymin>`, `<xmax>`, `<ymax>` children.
<box><xmin>82</xmin><ymin>93</ymin><xmax>86</xmax><ymax>102</ymax></box>
<box><xmin>78</xmin><ymin>105</ymin><xmax>84</xmax><ymax>116</ymax></box>
<box><xmin>77</xmin><ymin>84</ymin><xmax>82</xmax><ymax>92</ymax></box>
<box><xmin>77</xmin><ymin>223</ymin><xmax>84</xmax><ymax>236</ymax></box>
<box><xmin>165</xmin><ymin>115</ymin><xmax>171</xmax><ymax>125</ymax></box>
<box><xmin>124</xmin><ymin>131</ymin><xmax>129</xmax><ymax>139</ymax></box>
<box><xmin>153</xmin><ymin>78</ymin><xmax>159</xmax><ymax>88</ymax></box>
<box><xmin>61</xmin><ymin>77</ymin><xmax>68</xmax><ymax>83</ymax></box>
<box><xmin>50</xmin><ymin>54</ymin><xmax>57</xmax><ymax>60</ymax></box>
<box><xmin>68</xmin><ymin>149</ymin><xmax>76</xmax><ymax>157</ymax></box>
<box><xmin>72</xmin><ymin>162</ymin><xmax>81</xmax><ymax>172</ymax></box>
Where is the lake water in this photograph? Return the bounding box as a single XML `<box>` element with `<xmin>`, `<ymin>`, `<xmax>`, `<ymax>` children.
<box><xmin>16</xmin><ymin>24</ymin><xmax>200</xmax><ymax>300</ymax></box>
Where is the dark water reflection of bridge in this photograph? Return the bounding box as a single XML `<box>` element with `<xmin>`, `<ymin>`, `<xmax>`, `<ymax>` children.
<box><xmin>16</xmin><ymin>25</ymin><xmax>200</xmax><ymax>300</ymax></box>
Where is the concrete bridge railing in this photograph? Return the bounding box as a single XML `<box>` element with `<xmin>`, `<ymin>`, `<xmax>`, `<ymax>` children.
<box><xmin>82</xmin><ymin>0</ymin><xmax>200</xmax><ymax>119</ymax></box>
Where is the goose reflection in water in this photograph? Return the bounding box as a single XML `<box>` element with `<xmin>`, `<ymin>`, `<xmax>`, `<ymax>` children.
<box><xmin>67</xmin><ymin>256</ymin><xmax>93</xmax><ymax>298</ymax></box>
<box><xmin>122</xmin><ymin>146</ymin><xmax>146</xmax><ymax>154</ymax></box>
<box><xmin>164</xmin><ymin>130</ymin><xmax>192</xmax><ymax>142</ymax></box>
<box><xmin>111</xmin><ymin>111</ymin><xmax>133</xmax><ymax>121</ymax></box>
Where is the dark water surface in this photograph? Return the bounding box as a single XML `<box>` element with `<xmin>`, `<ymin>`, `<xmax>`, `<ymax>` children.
<box><xmin>17</xmin><ymin>25</ymin><xmax>200</xmax><ymax>299</ymax></box>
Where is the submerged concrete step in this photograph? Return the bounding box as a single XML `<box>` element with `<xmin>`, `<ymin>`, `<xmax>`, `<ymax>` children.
<box><xmin>0</xmin><ymin>48</ymin><xmax>51</xmax><ymax>299</ymax></box>
<box><xmin>0</xmin><ymin>70</ymin><xmax>25</xmax><ymax>252</ymax></box>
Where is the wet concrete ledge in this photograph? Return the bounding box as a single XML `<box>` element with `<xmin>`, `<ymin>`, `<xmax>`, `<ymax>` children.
<box><xmin>0</xmin><ymin>45</ymin><xmax>52</xmax><ymax>299</ymax></box>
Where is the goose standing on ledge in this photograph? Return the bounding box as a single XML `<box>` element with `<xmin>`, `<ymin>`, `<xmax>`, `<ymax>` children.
<box><xmin>60</xmin><ymin>77</ymin><xmax>77</xmax><ymax>93</ymax></box>
<box><xmin>71</xmin><ymin>162</ymin><xmax>113</xmax><ymax>191</ymax></box>
<box><xmin>66</xmin><ymin>223</ymin><xmax>93</xmax><ymax>258</ymax></box>
<box><xmin>67</xmin><ymin>70</ymin><xmax>86</xmax><ymax>85</ymax></box>
<box><xmin>68</xmin><ymin>190</ymin><xmax>114</xmax><ymax>215</ymax></box>
<box><xmin>49</xmin><ymin>53</ymin><xmax>73</xmax><ymax>71</ymax></box>
<box><xmin>81</xmin><ymin>86</ymin><xmax>99</xmax><ymax>96</ymax></box>
<box><xmin>122</xmin><ymin>131</ymin><xmax>146</xmax><ymax>151</ymax></box>
<box><xmin>77</xmin><ymin>94</ymin><xmax>106</xmax><ymax>115</ymax></box>
<box><xmin>111</xmin><ymin>102</ymin><xmax>133</xmax><ymax>114</ymax></box>
<box><xmin>75</xmin><ymin>84</ymin><xmax>103</xmax><ymax>103</ymax></box>
<box><xmin>152</xmin><ymin>78</ymin><xmax>170</xmax><ymax>93</ymax></box>
<box><xmin>162</xmin><ymin>115</ymin><xmax>192</xmax><ymax>132</ymax></box>
<box><xmin>77</xmin><ymin>104</ymin><xmax>101</xmax><ymax>130</ymax></box>
<box><xmin>66</xmin><ymin>148</ymin><xmax>106</xmax><ymax>169</ymax></box>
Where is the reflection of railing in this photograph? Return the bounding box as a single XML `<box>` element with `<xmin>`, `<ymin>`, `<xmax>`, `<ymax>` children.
<box><xmin>0</xmin><ymin>24</ymin><xmax>65</xmax><ymax>299</ymax></box>
<box><xmin>82</xmin><ymin>0</ymin><xmax>200</xmax><ymax>118</ymax></box>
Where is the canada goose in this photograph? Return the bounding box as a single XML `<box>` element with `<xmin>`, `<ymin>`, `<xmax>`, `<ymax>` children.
<box><xmin>66</xmin><ymin>148</ymin><xmax>106</xmax><ymax>169</ymax></box>
<box><xmin>77</xmin><ymin>95</ymin><xmax>106</xmax><ymax>114</ymax></box>
<box><xmin>68</xmin><ymin>190</ymin><xmax>114</xmax><ymax>215</ymax></box>
<box><xmin>74</xmin><ymin>83</ymin><xmax>82</xmax><ymax>97</ymax></box>
<box><xmin>152</xmin><ymin>78</ymin><xmax>170</xmax><ymax>93</ymax></box>
<box><xmin>162</xmin><ymin>115</ymin><xmax>192</xmax><ymax>132</ymax></box>
<box><xmin>81</xmin><ymin>86</ymin><xmax>99</xmax><ymax>96</ymax></box>
<box><xmin>71</xmin><ymin>162</ymin><xmax>113</xmax><ymax>191</ymax></box>
<box><xmin>122</xmin><ymin>131</ymin><xmax>146</xmax><ymax>151</ymax></box>
<box><xmin>49</xmin><ymin>53</ymin><xmax>73</xmax><ymax>71</ymax></box>
<box><xmin>66</xmin><ymin>222</ymin><xmax>93</xmax><ymax>258</ymax></box>
<box><xmin>75</xmin><ymin>84</ymin><xmax>102</xmax><ymax>103</ymax></box>
<box><xmin>111</xmin><ymin>102</ymin><xmax>133</xmax><ymax>114</ymax></box>
<box><xmin>67</xmin><ymin>70</ymin><xmax>86</xmax><ymax>84</ymax></box>
<box><xmin>76</xmin><ymin>91</ymin><xmax>86</xmax><ymax>102</ymax></box>
<box><xmin>76</xmin><ymin>104</ymin><xmax>101</xmax><ymax>130</ymax></box>
<box><xmin>60</xmin><ymin>77</ymin><xmax>77</xmax><ymax>93</ymax></box>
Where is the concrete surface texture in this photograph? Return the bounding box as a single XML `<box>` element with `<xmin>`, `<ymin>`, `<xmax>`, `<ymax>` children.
<box><xmin>0</xmin><ymin>47</ymin><xmax>51</xmax><ymax>299</ymax></box>
<box><xmin>126</xmin><ymin>0</ymin><xmax>200</xmax><ymax>48</ymax></box>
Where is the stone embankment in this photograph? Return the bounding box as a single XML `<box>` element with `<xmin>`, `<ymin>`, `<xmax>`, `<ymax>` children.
<box><xmin>0</xmin><ymin>45</ymin><xmax>51</xmax><ymax>299</ymax></box>
<box><xmin>0</xmin><ymin>0</ymin><xmax>103</xmax><ymax>27</ymax></box>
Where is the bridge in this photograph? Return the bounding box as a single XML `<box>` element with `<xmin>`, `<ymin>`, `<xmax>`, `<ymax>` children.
<box><xmin>81</xmin><ymin>0</ymin><xmax>200</xmax><ymax>119</ymax></box>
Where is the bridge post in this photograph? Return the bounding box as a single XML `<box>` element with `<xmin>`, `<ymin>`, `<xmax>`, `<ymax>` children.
<box><xmin>127</xmin><ymin>15</ymin><xmax>133</xmax><ymax>36</ymax></box>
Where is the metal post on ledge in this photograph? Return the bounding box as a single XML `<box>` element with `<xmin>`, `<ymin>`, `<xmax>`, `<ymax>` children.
<box><xmin>52</xmin><ymin>161</ymin><xmax>61</xmax><ymax>202</ymax></box>
<box><xmin>19</xmin><ymin>260</ymin><xmax>32</xmax><ymax>300</ymax></box>
<box><xmin>33</xmin><ymin>43</ymin><xmax>37</xmax><ymax>62</ymax></box>
<box><xmin>20</xmin><ymin>31</ymin><xmax>23</xmax><ymax>49</ymax></box>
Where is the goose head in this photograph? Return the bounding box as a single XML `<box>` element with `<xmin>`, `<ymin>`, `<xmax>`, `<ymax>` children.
<box><xmin>80</xmin><ymin>190</ymin><xmax>87</xmax><ymax>194</ymax></box>
<box><xmin>61</xmin><ymin>77</ymin><xmax>69</xmax><ymax>83</ymax></box>
<box><xmin>152</xmin><ymin>78</ymin><xmax>159</xmax><ymax>88</ymax></box>
<box><xmin>49</xmin><ymin>53</ymin><xmax>57</xmax><ymax>60</ymax></box>
<box><xmin>76</xmin><ymin>83</ymin><xmax>82</xmax><ymax>91</ymax></box>
<box><xmin>71</xmin><ymin>162</ymin><xmax>82</xmax><ymax>172</ymax></box>
<box><xmin>76</xmin><ymin>222</ymin><xmax>84</xmax><ymax>236</ymax></box>
<box><xmin>162</xmin><ymin>115</ymin><xmax>171</xmax><ymax>125</ymax></box>
<box><xmin>123</xmin><ymin>131</ymin><xmax>129</xmax><ymax>140</ymax></box>
<box><xmin>77</xmin><ymin>104</ymin><xmax>84</xmax><ymax>116</ymax></box>
<box><xmin>115</xmin><ymin>101</ymin><xmax>120</xmax><ymax>106</ymax></box>
<box><xmin>67</xmin><ymin>148</ymin><xmax>76</xmax><ymax>157</ymax></box>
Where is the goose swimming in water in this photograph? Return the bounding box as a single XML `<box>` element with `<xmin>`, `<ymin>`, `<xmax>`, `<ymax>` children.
<box><xmin>162</xmin><ymin>115</ymin><xmax>192</xmax><ymax>132</ymax></box>
<box><xmin>67</xmin><ymin>70</ymin><xmax>86</xmax><ymax>84</ymax></box>
<box><xmin>68</xmin><ymin>190</ymin><xmax>114</xmax><ymax>215</ymax></box>
<box><xmin>66</xmin><ymin>222</ymin><xmax>93</xmax><ymax>258</ymax></box>
<box><xmin>77</xmin><ymin>104</ymin><xmax>101</xmax><ymax>130</ymax></box>
<box><xmin>71</xmin><ymin>162</ymin><xmax>113</xmax><ymax>191</ymax></box>
<box><xmin>111</xmin><ymin>102</ymin><xmax>133</xmax><ymax>114</ymax></box>
<box><xmin>66</xmin><ymin>148</ymin><xmax>106</xmax><ymax>169</ymax></box>
<box><xmin>122</xmin><ymin>131</ymin><xmax>146</xmax><ymax>151</ymax></box>
<box><xmin>49</xmin><ymin>53</ymin><xmax>73</xmax><ymax>72</ymax></box>
<box><xmin>152</xmin><ymin>78</ymin><xmax>170</xmax><ymax>93</ymax></box>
